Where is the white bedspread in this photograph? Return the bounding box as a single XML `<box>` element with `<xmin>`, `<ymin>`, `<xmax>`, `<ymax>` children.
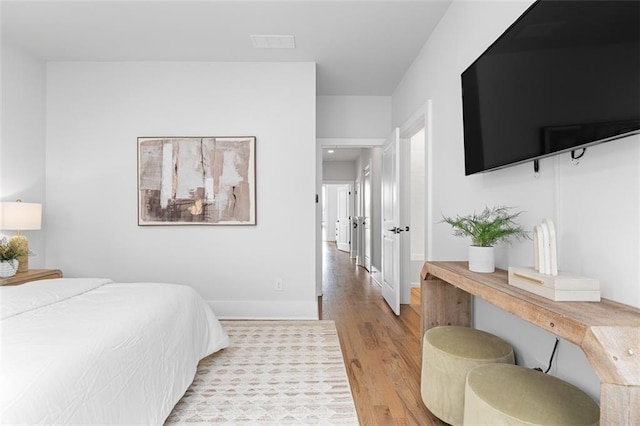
<box><xmin>0</xmin><ymin>278</ymin><xmax>229</xmax><ymax>425</ymax></box>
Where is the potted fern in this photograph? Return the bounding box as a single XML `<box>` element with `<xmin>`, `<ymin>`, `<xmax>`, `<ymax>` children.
<box><xmin>0</xmin><ymin>237</ymin><xmax>27</xmax><ymax>278</ymax></box>
<box><xmin>442</xmin><ymin>206</ymin><xmax>529</xmax><ymax>273</ymax></box>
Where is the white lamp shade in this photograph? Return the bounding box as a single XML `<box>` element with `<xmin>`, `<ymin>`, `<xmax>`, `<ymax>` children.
<box><xmin>0</xmin><ymin>202</ymin><xmax>42</xmax><ymax>230</ymax></box>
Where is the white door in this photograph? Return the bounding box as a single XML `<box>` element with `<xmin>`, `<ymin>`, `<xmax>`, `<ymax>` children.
<box><xmin>351</xmin><ymin>180</ymin><xmax>360</xmax><ymax>260</ymax></box>
<box><xmin>363</xmin><ymin>164</ymin><xmax>372</xmax><ymax>271</ymax></box>
<box><xmin>336</xmin><ymin>185</ymin><xmax>350</xmax><ymax>252</ymax></box>
<box><xmin>382</xmin><ymin>128</ymin><xmax>402</xmax><ymax>315</ymax></box>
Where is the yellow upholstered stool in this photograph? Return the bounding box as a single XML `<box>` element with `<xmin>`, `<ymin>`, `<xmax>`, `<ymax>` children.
<box><xmin>421</xmin><ymin>326</ymin><xmax>514</xmax><ymax>426</ymax></box>
<box><xmin>464</xmin><ymin>363</ymin><xmax>599</xmax><ymax>425</ymax></box>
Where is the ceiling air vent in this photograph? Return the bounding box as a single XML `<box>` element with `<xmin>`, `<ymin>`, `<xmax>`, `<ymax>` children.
<box><xmin>250</xmin><ymin>35</ymin><xmax>296</xmax><ymax>49</ymax></box>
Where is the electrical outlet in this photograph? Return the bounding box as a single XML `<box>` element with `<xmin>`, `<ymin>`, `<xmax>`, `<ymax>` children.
<box><xmin>275</xmin><ymin>279</ymin><xmax>283</xmax><ymax>291</ymax></box>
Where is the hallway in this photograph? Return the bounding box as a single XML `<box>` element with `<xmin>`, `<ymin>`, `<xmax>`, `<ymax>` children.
<box><xmin>320</xmin><ymin>242</ymin><xmax>444</xmax><ymax>425</ymax></box>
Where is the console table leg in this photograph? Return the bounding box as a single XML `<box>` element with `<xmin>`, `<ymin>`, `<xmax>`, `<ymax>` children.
<box><xmin>601</xmin><ymin>383</ymin><xmax>639</xmax><ymax>425</ymax></box>
<box><xmin>421</xmin><ymin>273</ymin><xmax>472</xmax><ymax>338</ymax></box>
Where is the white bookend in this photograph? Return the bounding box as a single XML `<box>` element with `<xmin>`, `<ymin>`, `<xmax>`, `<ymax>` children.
<box><xmin>533</xmin><ymin>226</ymin><xmax>540</xmax><ymax>272</ymax></box>
<box><xmin>534</xmin><ymin>225</ymin><xmax>546</xmax><ymax>274</ymax></box>
<box><xmin>542</xmin><ymin>218</ymin><xmax>558</xmax><ymax>276</ymax></box>
<box><xmin>508</xmin><ymin>266</ymin><xmax>600</xmax><ymax>302</ymax></box>
<box><xmin>539</xmin><ymin>223</ymin><xmax>551</xmax><ymax>275</ymax></box>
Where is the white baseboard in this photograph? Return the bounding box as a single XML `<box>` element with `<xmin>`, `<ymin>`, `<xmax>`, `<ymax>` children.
<box><xmin>410</xmin><ymin>258</ymin><xmax>425</xmax><ymax>289</ymax></box>
<box><xmin>208</xmin><ymin>300</ymin><xmax>319</xmax><ymax>320</ymax></box>
<box><xmin>371</xmin><ymin>268</ymin><xmax>382</xmax><ymax>287</ymax></box>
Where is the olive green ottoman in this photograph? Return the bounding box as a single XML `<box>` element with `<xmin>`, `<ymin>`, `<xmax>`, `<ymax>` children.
<box><xmin>421</xmin><ymin>326</ymin><xmax>515</xmax><ymax>426</ymax></box>
<box><xmin>464</xmin><ymin>363</ymin><xmax>600</xmax><ymax>425</ymax></box>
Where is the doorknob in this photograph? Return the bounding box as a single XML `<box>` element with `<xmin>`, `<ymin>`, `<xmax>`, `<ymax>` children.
<box><xmin>387</xmin><ymin>227</ymin><xmax>405</xmax><ymax>234</ymax></box>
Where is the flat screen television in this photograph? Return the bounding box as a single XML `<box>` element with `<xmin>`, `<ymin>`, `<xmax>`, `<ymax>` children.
<box><xmin>461</xmin><ymin>0</ymin><xmax>640</xmax><ymax>175</ymax></box>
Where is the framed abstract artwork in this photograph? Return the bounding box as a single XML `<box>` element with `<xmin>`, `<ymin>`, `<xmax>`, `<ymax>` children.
<box><xmin>138</xmin><ymin>136</ymin><xmax>256</xmax><ymax>225</ymax></box>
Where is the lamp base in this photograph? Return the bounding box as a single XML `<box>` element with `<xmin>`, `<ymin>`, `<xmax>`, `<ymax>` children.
<box><xmin>10</xmin><ymin>235</ymin><xmax>29</xmax><ymax>273</ymax></box>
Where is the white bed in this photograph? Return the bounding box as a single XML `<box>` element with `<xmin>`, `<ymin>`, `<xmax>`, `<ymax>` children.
<box><xmin>0</xmin><ymin>278</ymin><xmax>229</xmax><ymax>425</ymax></box>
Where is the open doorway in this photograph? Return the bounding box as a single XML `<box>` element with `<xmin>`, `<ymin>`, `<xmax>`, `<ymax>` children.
<box><xmin>316</xmin><ymin>103</ymin><xmax>431</xmax><ymax>315</ymax></box>
<box><xmin>379</xmin><ymin>123</ymin><xmax>427</xmax><ymax>314</ymax></box>
<box><xmin>318</xmin><ymin>142</ymin><xmax>383</xmax><ymax>300</ymax></box>
<box><xmin>399</xmin><ymin>100</ymin><xmax>432</xmax><ymax>307</ymax></box>
<box><xmin>322</xmin><ymin>183</ymin><xmax>352</xmax><ymax>253</ymax></box>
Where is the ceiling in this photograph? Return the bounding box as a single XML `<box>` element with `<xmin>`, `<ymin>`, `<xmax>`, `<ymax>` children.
<box><xmin>322</xmin><ymin>147</ymin><xmax>363</xmax><ymax>162</ymax></box>
<box><xmin>0</xmin><ymin>0</ymin><xmax>451</xmax><ymax>96</ymax></box>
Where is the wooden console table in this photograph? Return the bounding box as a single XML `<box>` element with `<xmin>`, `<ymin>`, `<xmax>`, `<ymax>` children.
<box><xmin>421</xmin><ymin>261</ymin><xmax>639</xmax><ymax>425</ymax></box>
<box><xmin>0</xmin><ymin>269</ymin><xmax>63</xmax><ymax>286</ymax></box>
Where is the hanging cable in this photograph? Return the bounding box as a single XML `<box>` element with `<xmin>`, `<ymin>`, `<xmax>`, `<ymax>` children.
<box><xmin>544</xmin><ymin>338</ymin><xmax>560</xmax><ymax>373</ymax></box>
<box><xmin>533</xmin><ymin>338</ymin><xmax>560</xmax><ymax>373</ymax></box>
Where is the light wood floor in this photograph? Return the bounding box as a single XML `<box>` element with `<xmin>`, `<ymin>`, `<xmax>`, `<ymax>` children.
<box><xmin>320</xmin><ymin>243</ymin><xmax>444</xmax><ymax>425</ymax></box>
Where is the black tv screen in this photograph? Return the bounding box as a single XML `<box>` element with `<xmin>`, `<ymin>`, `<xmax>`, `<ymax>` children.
<box><xmin>462</xmin><ymin>0</ymin><xmax>640</xmax><ymax>175</ymax></box>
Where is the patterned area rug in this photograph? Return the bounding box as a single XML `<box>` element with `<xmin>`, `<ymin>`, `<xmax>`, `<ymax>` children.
<box><xmin>165</xmin><ymin>320</ymin><xmax>359</xmax><ymax>425</ymax></box>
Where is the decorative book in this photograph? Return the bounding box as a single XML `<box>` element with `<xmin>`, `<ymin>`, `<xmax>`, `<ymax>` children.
<box><xmin>508</xmin><ymin>266</ymin><xmax>600</xmax><ymax>302</ymax></box>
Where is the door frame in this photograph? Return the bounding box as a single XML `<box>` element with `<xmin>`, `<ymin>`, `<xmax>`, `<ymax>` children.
<box><xmin>316</xmin><ymin>138</ymin><xmax>385</xmax><ymax>298</ymax></box>
<box><xmin>335</xmin><ymin>183</ymin><xmax>352</xmax><ymax>252</ymax></box>
<box><xmin>316</xmin><ymin>101</ymin><xmax>432</xmax><ymax>308</ymax></box>
<box><xmin>398</xmin><ymin>101</ymin><xmax>433</xmax><ymax>303</ymax></box>
<box><xmin>322</xmin><ymin>181</ymin><xmax>353</xmax><ymax>248</ymax></box>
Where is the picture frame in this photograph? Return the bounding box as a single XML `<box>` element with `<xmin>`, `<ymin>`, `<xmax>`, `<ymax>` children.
<box><xmin>138</xmin><ymin>136</ymin><xmax>256</xmax><ymax>225</ymax></box>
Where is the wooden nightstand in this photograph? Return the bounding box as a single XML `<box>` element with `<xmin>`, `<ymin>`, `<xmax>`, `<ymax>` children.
<box><xmin>0</xmin><ymin>269</ymin><xmax>63</xmax><ymax>286</ymax></box>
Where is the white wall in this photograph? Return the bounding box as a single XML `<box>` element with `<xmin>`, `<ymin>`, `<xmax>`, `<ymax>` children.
<box><xmin>0</xmin><ymin>40</ymin><xmax>47</xmax><ymax>266</ymax></box>
<box><xmin>323</xmin><ymin>160</ymin><xmax>356</xmax><ymax>181</ymax></box>
<box><xmin>392</xmin><ymin>0</ymin><xmax>640</xmax><ymax>401</ymax></box>
<box><xmin>317</xmin><ymin>96</ymin><xmax>390</xmax><ymax>138</ymax></box>
<box><xmin>46</xmin><ymin>62</ymin><xmax>317</xmax><ymax>319</ymax></box>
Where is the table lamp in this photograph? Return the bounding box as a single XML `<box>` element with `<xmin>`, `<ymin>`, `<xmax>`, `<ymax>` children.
<box><xmin>0</xmin><ymin>200</ymin><xmax>42</xmax><ymax>273</ymax></box>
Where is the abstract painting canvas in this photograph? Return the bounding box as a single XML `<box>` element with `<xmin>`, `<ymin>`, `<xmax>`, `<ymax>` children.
<box><xmin>138</xmin><ymin>137</ymin><xmax>256</xmax><ymax>225</ymax></box>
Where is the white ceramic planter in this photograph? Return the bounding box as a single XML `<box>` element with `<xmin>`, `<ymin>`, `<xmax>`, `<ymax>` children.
<box><xmin>468</xmin><ymin>246</ymin><xmax>495</xmax><ymax>273</ymax></box>
<box><xmin>0</xmin><ymin>259</ymin><xmax>19</xmax><ymax>278</ymax></box>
